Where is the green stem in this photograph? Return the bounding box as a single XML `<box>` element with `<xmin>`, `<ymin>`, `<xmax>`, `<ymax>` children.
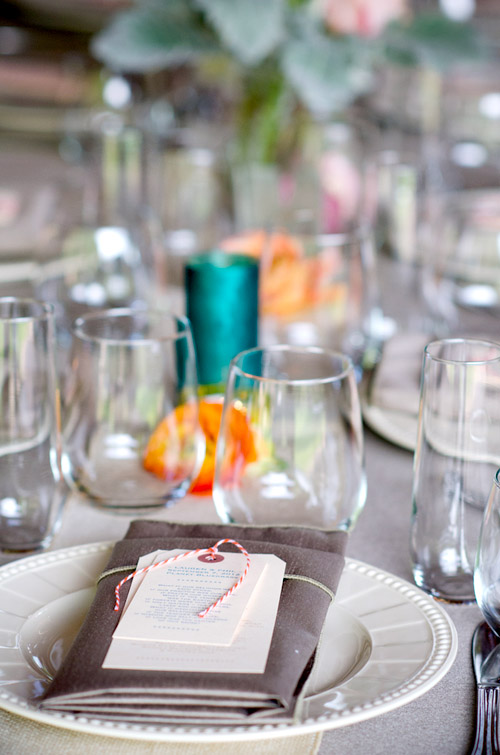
<box><xmin>234</xmin><ymin>64</ymin><xmax>303</xmax><ymax>166</ymax></box>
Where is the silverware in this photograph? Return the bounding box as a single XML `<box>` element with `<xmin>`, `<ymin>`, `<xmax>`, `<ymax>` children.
<box><xmin>471</xmin><ymin>621</ymin><xmax>500</xmax><ymax>755</ymax></box>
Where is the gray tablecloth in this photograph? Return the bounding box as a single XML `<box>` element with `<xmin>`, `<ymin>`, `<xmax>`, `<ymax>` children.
<box><xmin>322</xmin><ymin>430</ymin><xmax>481</xmax><ymax>755</ymax></box>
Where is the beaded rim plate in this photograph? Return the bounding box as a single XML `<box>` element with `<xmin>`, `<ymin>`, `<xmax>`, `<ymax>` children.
<box><xmin>0</xmin><ymin>542</ymin><xmax>457</xmax><ymax>743</ymax></box>
<box><xmin>361</xmin><ymin>400</ymin><xmax>418</xmax><ymax>452</ymax></box>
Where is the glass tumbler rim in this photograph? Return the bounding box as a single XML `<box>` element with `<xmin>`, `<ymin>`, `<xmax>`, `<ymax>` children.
<box><xmin>316</xmin><ymin>225</ymin><xmax>373</xmax><ymax>248</ymax></box>
<box><xmin>0</xmin><ymin>297</ymin><xmax>54</xmax><ymax>323</ymax></box>
<box><xmin>228</xmin><ymin>344</ymin><xmax>354</xmax><ymax>385</ymax></box>
<box><xmin>187</xmin><ymin>250</ymin><xmax>258</xmax><ymax>271</ymax></box>
<box><xmin>424</xmin><ymin>337</ymin><xmax>500</xmax><ymax>366</ymax></box>
<box><xmin>494</xmin><ymin>468</ymin><xmax>500</xmax><ymax>490</ymax></box>
<box><xmin>72</xmin><ymin>307</ymin><xmax>192</xmax><ymax>346</ymax></box>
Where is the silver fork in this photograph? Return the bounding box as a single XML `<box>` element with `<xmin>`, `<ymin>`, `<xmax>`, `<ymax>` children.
<box><xmin>471</xmin><ymin>621</ymin><xmax>500</xmax><ymax>755</ymax></box>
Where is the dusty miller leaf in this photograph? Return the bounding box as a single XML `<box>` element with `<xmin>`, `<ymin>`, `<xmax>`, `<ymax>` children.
<box><xmin>91</xmin><ymin>5</ymin><xmax>215</xmax><ymax>72</ymax></box>
<box><xmin>194</xmin><ymin>0</ymin><xmax>285</xmax><ymax>66</ymax></box>
<box><xmin>383</xmin><ymin>13</ymin><xmax>489</xmax><ymax>70</ymax></box>
<box><xmin>282</xmin><ymin>32</ymin><xmax>373</xmax><ymax>117</ymax></box>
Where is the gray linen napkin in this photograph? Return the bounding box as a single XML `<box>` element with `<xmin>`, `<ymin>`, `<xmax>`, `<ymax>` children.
<box><xmin>40</xmin><ymin>521</ymin><xmax>347</xmax><ymax>725</ymax></box>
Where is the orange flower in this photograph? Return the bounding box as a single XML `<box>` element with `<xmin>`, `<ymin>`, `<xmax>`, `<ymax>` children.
<box><xmin>219</xmin><ymin>401</ymin><xmax>258</xmax><ymax>486</ymax></box>
<box><xmin>221</xmin><ymin>230</ymin><xmax>312</xmax><ymax>316</ymax></box>
<box><xmin>142</xmin><ymin>402</ymin><xmax>198</xmax><ymax>482</ymax></box>
<box><xmin>222</xmin><ymin>229</ymin><xmax>352</xmax><ymax>318</ymax></box>
<box><xmin>190</xmin><ymin>398</ymin><xmax>224</xmax><ymax>494</ymax></box>
<box><xmin>143</xmin><ymin>398</ymin><xmax>257</xmax><ymax>495</ymax></box>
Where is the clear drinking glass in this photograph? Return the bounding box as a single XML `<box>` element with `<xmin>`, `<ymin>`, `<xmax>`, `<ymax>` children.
<box><xmin>0</xmin><ymin>298</ymin><xmax>65</xmax><ymax>553</ymax></box>
<box><xmin>160</xmin><ymin>140</ymin><xmax>227</xmax><ymax>286</ymax></box>
<box><xmin>261</xmin><ymin>228</ymin><xmax>383</xmax><ymax>376</ymax></box>
<box><xmin>36</xmin><ymin>125</ymin><xmax>163</xmax><ymax>364</ymax></box>
<box><xmin>61</xmin><ymin>308</ymin><xmax>204</xmax><ymax>508</ymax></box>
<box><xmin>475</xmin><ymin>469</ymin><xmax>500</xmax><ymax>635</ymax></box>
<box><xmin>213</xmin><ymin>345</ymin><xmax>366</xmax><ymax>530</ymax></box>
<box><xmin>434</xmin><ymin>189</ymin><xmax>500</xmax><ymax>314</ymax></box>
<box><xmin>410</xmin><ymin>338</ymin><xmax>500</xmax><ymax>602</ymax></box>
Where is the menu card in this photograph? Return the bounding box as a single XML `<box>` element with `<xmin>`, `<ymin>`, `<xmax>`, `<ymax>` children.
<box><xmin>103</xmin><ymin>549</ymin><xmax>286</xmax><ymax>673</ymax></box>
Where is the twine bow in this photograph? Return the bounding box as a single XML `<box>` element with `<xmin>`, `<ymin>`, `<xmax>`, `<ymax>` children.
<box><xmin>113</xmin><ymin>539</ymin><xmax>251</xmax><ymax>618</ymax></box>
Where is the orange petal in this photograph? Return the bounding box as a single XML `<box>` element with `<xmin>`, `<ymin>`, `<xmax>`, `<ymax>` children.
<box><xmin>144</xmin><ymin>397</ymin><xmax>259</xmax><ymax>496</ymax></box>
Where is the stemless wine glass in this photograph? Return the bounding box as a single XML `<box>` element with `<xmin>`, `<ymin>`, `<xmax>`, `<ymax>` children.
<box><xmin>213</xmin><ymin>345</ymin><xmax>366</xmax><ymax>530</ymax></box>
<box><xmin>475</xmin><ymin>469</ymin><xmax>500</xmax><ymax>635</ymax></box>
<box><xmin>0</xmin><ymin>297</ymin><xmax>65</xmax><ymax>553</ymax></box>
<box><xmin>61</xmin><ymin>308</ymin><xmax>204</xmax><ymax>508</ymax></box>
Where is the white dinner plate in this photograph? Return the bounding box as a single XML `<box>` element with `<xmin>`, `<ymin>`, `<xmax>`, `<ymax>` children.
<box><xmin>360</xmin><ymin>330</ymin><xmax>425</xmax><ymax>453</ymax></box>
<box><xmin>0</xmin><ymin>542</ymin><xmax>457</xmax><ymax>743</ymax></box>
<box><xmin>362</xmin><ymin>400</ymin><xmax>418</xmax><ymax>452</ymax></box>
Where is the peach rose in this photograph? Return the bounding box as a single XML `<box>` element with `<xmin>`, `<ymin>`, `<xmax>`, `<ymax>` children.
<box><xmin>321</xmin><ymin>0</ymin><xmax>409</xmax><ymax>38</ymax></box>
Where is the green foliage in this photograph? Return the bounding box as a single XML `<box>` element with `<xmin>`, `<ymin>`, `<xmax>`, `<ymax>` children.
<box><xmin>233</xmin><ymin>60</ymin><xmax>310</xmax><ymax>163</ymax></box>
<box><xmin>282</xmin><ymin>28</ymin><xmax>374</xmax><ymax>117</ymax></box>
<box><xmin>91</xmin><ymin>4</ymin><xmax>216</xmax><ymax>72</ymax></box>
<box><xmin>235</xmin><ymin>62</ymin><xmax>287</xmax><ymax>162</ymax></box>
<box><xmin>194</xmin><ymin>0</ymin><xmax>285</xmax><ymax>66</ymax></box>
<box><xmin>91</xmin><ymin>0</ymin><xmax>490</xmax><ymax>156</ymax></box>
<box><xmin>383</xmin><ymin>12</ymin><xmax>489</xmax><ymax>71</ymax></box>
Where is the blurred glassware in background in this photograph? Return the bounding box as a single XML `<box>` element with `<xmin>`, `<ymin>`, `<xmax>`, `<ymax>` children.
<box><xmin>213</xmin><ymin>345</ymin><xmax>366</xmax><ymax>531</ymax></box>
<box><xmin>230</xmin><ymin>158</ymin><xmax>320</xmax><ymax>240</ymax></box>
<box><xmin>230</xmin><ymin>115</ymin><xmax>375</xmax><ymax>240</ymax></box>
<box><xmin>367</xmin><ymin>58</ymin><xmax>500</xmax><ymax>341</ymax></box>
<box><xmin>318</xmin><ymin>116</ymin><xmax>377</xmax><ymax>234</ymax></box>
<box><xmin>0</xmin><ymin>146</ymin><xmax>62</xmax><ymax>298</ymax></box>
<box><xmin>61</xmin><ymin>308</ymin><xmax>203</xmax><ymax>508</ymax></box>
<box><xmin>418</xmin><ymin>126</ymin><xmax>500</xmax><ymax>341</ymax></box>
<box><xmin>434</xmin><ymin>189</ymin><xmax>500</xmax><ymax>316</ymax></box>
<box><xmin>0</xmin><ymin>160</ymin><xmax>59</xmax><ymax>266</ymax></box>
<box><xmin>0</xmin><ymin>117</ymin><xmax>90</xmax><ymax>301</ymax></box>
<box><xmin>219</xmin><ymin>113</ymin><xmax>385</xmax><ymax>380</ymax></box>
<box><xmin>36</xmin><ymin>122</ymin><xmax>164</xmax><ymax>357</ymax></box>
<box><xmin>0</xmin><ymin>14</ymin><xmax>165</xmax><ymax>311</ymax></box>
<box><xmin>368</xmin><ymin>125</ymin><xmax>453</xmax><ymax>340</ymax></box>
<box><xmin>0</xmin><ymin>297</ymin><xmax>66</xmax><ymax>554</ymax></box>
<box><xmin>441</xmin><ymin>63</ymin><xmax>500</xmax><ymax>153</ymax></box>
<box><xmin>373</xmin><ymin>146</ymin><xmax>420</xmax><ymax>263</ymax></box>
<box><xmin>359</xmin><ymin>127</ymin><xmax>487</xmax><ymax>450</ymax></box>
<box><xmin>366</xmin><ymin>66</ymin><xmax>444</xmax><ymax>135</ymax></box>
<box><xmin>157</xmin><ymin>128</ymin><xmax>230</xmax><ymax>287</ymax></box>
<box><xmin>410</xmin><ymin>337</ymin><xmax>500</xmax><ymax>603</ymax></box>
<box><xmin>242</xmin><ymin>228</ymin><xmax>384</xmax><ymax>377</ymax></box>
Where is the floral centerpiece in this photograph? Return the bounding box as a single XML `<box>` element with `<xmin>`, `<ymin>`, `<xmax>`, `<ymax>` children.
<box><xmin>91</xmin><ymin>0</ymin><xmax>487</xmax><ymax>162</ymax></box>
<box><xmin>91</xmin><ymin>0</ymin><xmax>488</xmax><ymax>305</ymax></box>
<box><xmin>92</xmin><ymin>1</ymin><xmax>488</xmax><ymax>493</ymax></box>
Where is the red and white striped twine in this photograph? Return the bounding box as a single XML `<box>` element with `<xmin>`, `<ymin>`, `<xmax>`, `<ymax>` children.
<box><xmin>113</xmin><ymin>538</ymin><xmax>251</xmax><ymax>618</ymax></box>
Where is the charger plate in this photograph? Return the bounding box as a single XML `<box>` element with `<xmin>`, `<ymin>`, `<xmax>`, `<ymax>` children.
<box><xmin>0</xmin><ymin>542</ymin><xmax>457</xmax><ymax>743</ymax></box>
<box><xmin>362</xmin><ymin>400</ymin><xmax>418</xmax><ymax>452</ymax></box>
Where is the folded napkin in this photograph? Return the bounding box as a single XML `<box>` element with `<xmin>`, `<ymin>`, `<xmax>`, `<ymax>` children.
<box><xmin>40</xmin><ymin>521</ymin><xmax>347</xmax><ymax>726</ymax></box>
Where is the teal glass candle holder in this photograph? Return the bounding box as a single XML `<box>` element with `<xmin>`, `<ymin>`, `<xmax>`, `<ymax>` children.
<box><xmin>185</xmin><ymin>251</ymin><xmax>259</xmax><ymax>390</ymax></box>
